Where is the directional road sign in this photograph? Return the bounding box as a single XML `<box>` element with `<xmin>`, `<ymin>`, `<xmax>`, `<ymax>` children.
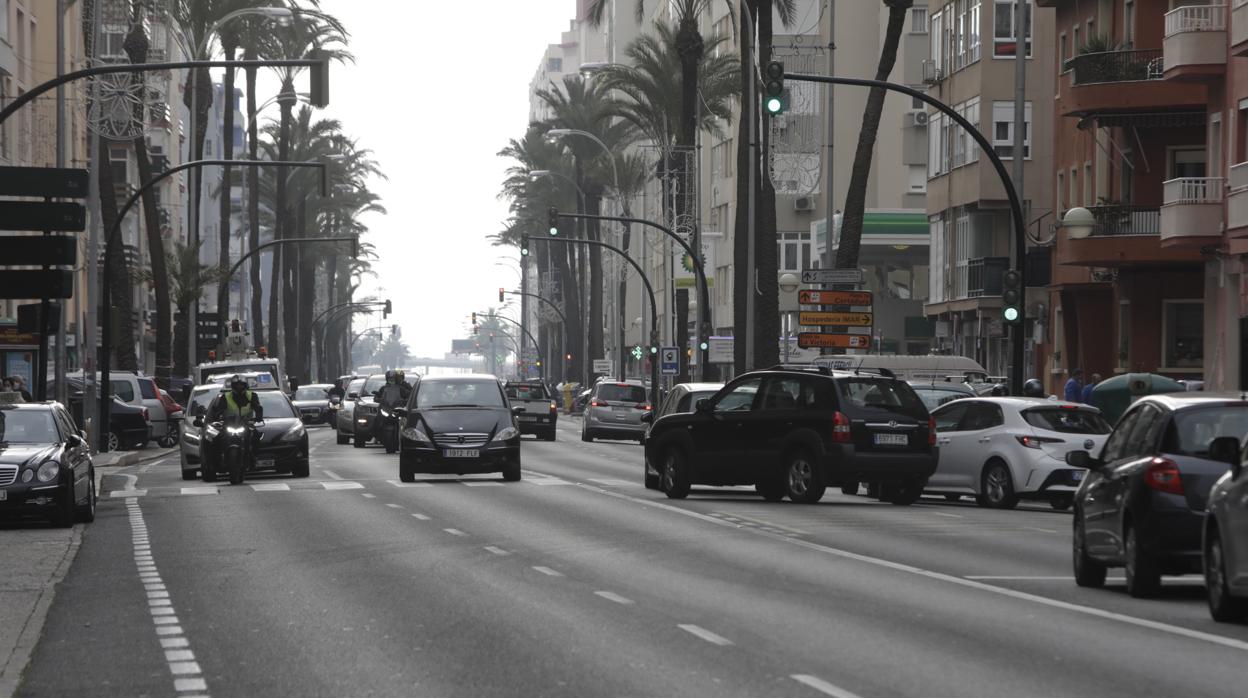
<box><xmin>0</xmin><ymin>270</ymin><xmax>74</xmax><ymax>299</ymax></box>
<box><xmin>798</xmin><ymin>290</ymin><xmax>873</xmax><ymax>307</ymax></box>
<box><xmin>801</xmin><ymin>268</ymin><xmax>864</xmax><ymax>285</ymax></box>
<box><xmin>660</xmin><ymin>346</ymin><xmax>680</xmax><ymax>375</ymax></box>
<box><xmin>592</xmin><ymin>359</ymin><xmax>613</xmax><ymax>374</ymax></box>
<box><xmin>799</xmin><ymin>311</ymin><xmax>873</xmax><ymax>327</ymax></box>
<box><xmin>797</xmin><ymin>333</ymin><xmax>871</xmax><ymax>349</ymax></box>
<box><xmin>0</xmin><ymin>235</ymin><xmax>77</xmax><ymax>266</ymax></box>
<box><xmin>0</xmin><ymin>166</ymin><xmax>89</xmax><ymax>198</ymax></box>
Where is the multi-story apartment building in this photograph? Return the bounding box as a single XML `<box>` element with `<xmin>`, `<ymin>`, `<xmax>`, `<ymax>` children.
<box><xmin>1040</xmin><ymin>0</ymin><xmax>1230</xmax><ymax>390</ymax></box>
<box><xmin>923</xmin><ymin>0</ymin><xmax>1057</xmax><ymax>378</ymax></box>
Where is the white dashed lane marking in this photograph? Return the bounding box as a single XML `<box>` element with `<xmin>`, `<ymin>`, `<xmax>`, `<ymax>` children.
<box><xmin>411</xmin><ymin>514</ymin><xmax>430</xmax><ymax>521</ymax></box>
<box><xmin>677</xmin><ymin>624</ymin><xmax>733</xmax><ymax>646</ymax></box>
<box><xmin>443</xmin><ymin>528</ymin><xmax>467</xmax><ymax>537</ymax></box>
<box><xmin>532</xmin><ymin>566</ymin><xmax>563</xmax><ymax>577</ymax></box>
<box><xmin>790</xmin><ymin>674</ymin><xmax>864</xmax><ymax>698</ymax></box>
<box><xmin>594</xmin><ymin>591</ymin><xmax>634</xmax><ymax>605</ymax></box>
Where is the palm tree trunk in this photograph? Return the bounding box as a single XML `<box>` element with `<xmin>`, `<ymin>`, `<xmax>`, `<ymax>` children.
<box><xmin>245</xmin><ymin>55</ymin><xmax>264</xmax><ymax>347</ymax></box>
<box><xmin>753</xmin><ymin>1</ymin><xmax>779</xmax><ymax>368</ymax></box>
<box><xmin>586</xmin><ymin>194</ymin><xmax>604</xmax><ymax>375</ymax></box>
<box><xmin>295</xmin><ymin>197</ymin><xmax>316</xmax><ymax>382</ymax></box>
<box><xmin>732</xmin><ymin>2</ymin><xmax>756</xmax><ymax>374</ymax></box>
<box><xmin>173</xmin><ymin>300</ymin><xmax>191</xmax><ymax>378</ymax></box>
<box><xmin>274</xmin><ymin>85</ymin><xmax>295</xmax><ymax>368</ymax></box>
<box><xmin>98</xmin><ymin>133</ymin><xmax>138</xmax><ymax>372</ymax></box>
<box><xmin>835</xmin><ymin>0</ymin><xmax>912</xmax><ymax>269</ymax></box>
<box><xmin>216</xmin><ymin>46</ymin><xmax>238</xmax><ymax>342</ymax></box>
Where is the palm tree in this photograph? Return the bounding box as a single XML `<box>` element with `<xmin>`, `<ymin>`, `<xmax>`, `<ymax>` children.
<box><xmin>374</xmin><ymin>335</ymin><xmax>411</xmax><ymax>371</ymax></box>
<box><xmin>835</xmin><ymin>0</ymin><xmax>914</xmax><ymax>269</ymax></box>
<box><xmin>142</xmin><ymin>241</ymin><xmax>224</xmax><ymax>378</ymax></box>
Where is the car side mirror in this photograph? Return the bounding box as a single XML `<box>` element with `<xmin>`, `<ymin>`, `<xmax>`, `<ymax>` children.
<box><xmin>348</xmin><ymin>392</ymin><xmax>359</xmax><ymax>399</ymax></box>
<box><xmin>1065</xmin><ymin>450</ymin><xmax>1096</xmax><ymax>469</ymax></box>
<box><xmin>192</xmin><ymin>416</ymin><xmax>204</xmax><ymax>428</ymax></box>
<box><xmin>393</xmin><ymin>407</ymin><xmax>407</xmax><ymax>418</ymax></box>
<box><xmin>512</xmin><ymin>406</ymin><xmax>526</xmax><ymax>414</ymax></box>
<box><xmin>330</xmin><ymin>396</ymin><xmax>342</xmax><ymax>405</ymax></box>
<box><xmin>66</xmin><ymin>433</ymin><xmax>83</xmax><ymax>448</ymax></box>
<box><xmin>1209</xmin><ymin>436</ymin><xmax>1242</xmax><ymax>467</ymax></box>
<box><xmin>695</xmin><ymin>398</ymin><xmax>711</xmax><ymax>412</ymax></box>
<box><xmin>640</xmin><ymin>412</ymin><xmax>653</xmax><ymax>424</ymax></box>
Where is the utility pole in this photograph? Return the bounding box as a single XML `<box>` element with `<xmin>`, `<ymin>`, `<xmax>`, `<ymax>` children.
<box><xmin>54</xmin><ymin>0</ymin><xmax>67</xmax><ymax>403</ymax></box>
<box><xmin>1012</xmin><ymin>0</ymin><xmax>1028</xmax><ymax>383</ymax></box>
<box><xmin>83</xmin><ymin>0</ymin><xmax>101</xmax><ymax>449</ymax></box>
<box><xmin>821</xmin><ymin>1</ymin><xmax>836</xmax><ymax>271</ymax></box>
<box><xmin>744</xmin><ymin>6</ymin><xmax>757</xmax><ymax>371</ymax></box>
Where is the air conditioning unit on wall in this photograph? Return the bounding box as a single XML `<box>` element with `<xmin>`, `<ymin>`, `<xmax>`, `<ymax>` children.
<box><xmin>921</xmin><ymin>59</ymin><xmax>943</xmax><ymax>85</ymax></box>
<box><xmin>794</xmin><ymin>196</ymin><xmax>816</xmax><ymax>212</ymax></box>
<box><xmin>905</xmin><ymin>110</ymin><xmax>929</xmax><ymax>127</ymax></box>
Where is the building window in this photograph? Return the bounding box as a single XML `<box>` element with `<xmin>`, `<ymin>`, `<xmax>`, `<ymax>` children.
<box><xmin>1057</xmin><ymin>171</ymin><xmax>1065</xmax><ymax>212</ymax></box>
<box><xmin>546</xmin><ymin>57</ymin><xmax>562</xmax><ymax>73</ymax></box>
<box><xmin>1059</xmin><ymin>32</ymin><xmax>1068</xmax><ymax>72</ymax></box>
<box><xmin>952</xmin><ymin>97</ymin><xmax>981</xmax><ymax>168</ymax></box>
<box><xmin>1168</xmin><ymin>148</ymin><xmax>1207</xmax><ymax>179</ymax></box>
<box><xmin>1070</xmin><ymin>166</ymin><xmax>1079</xmax><ymax>206</ymax></box>
<box><xmin>778</xmin><ymin>232</ymin><xmax>813</xmax><ymax>273</ymax></box>
<box><xmin>911</xmin><ymin>6</ymin><xmax>928</xmax><ymax>33</ymax></box>
<box><xmin>929</xmin><ymin>214</ymin><xmax>946</xmax><ymax>303</ymax></box>
<box><xmin>951</xmin><ymin>1</ymin><xmax>982</xmax><ymax>70</ymax></box>
<box><xmin>1162</xmin><ymin>300</ymin><xmax>1203</xmax><ymax>369</ymax></box>
<box><xmin>928</xmin><ymin>112</ymin><xmax>945</xmax><ymax>178</ymax></box>
<box><xmin>994</xmin><ymin>1</ymin><xmax>1032</xmax><ymax>57</ymax></box>
<box><xmin>991</xmin><ymin>101</ymin><xmax>1031</xmax><ymax>159</ymax></box>
<box><xmin>1084</xmin><ymin>161</ymin><xmax>1093</xmax><ymax>206</ymax></box>
<box><xmin>930</xmin><ymin>10</ymin><xmax>945</xmax><ymax>70</ymax></box>
<box><xmin>109</xmin><ymin>147</ymin><xmax>128</xmax><ymax>184</ymax></box>
<box><xmin>1124</xmin><ymin>0</ymin><xmax>1136</xmax><ymax>48</ymax></box>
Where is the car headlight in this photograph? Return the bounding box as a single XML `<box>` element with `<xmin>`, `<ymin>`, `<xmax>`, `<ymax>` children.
<box><xmin>402</xmin><ymin>426</ymin><xmax>432</xmax><ymax>443</ymax></box>
<box><xmin>20</xmin><ymin>469</ymin><xmax>34</xmax><ymax>483</ymax></box>
<box><xmin>36</xmin><ymin>461</ymin><xmax>60</xmax><ymax>483</ymax></box>
<box><xmin>494</xmin><ymin>427</ymin><xmax>519</xmax><ymax>442</ymax></box>
<box><xmin>281</xmin><ymin>424</ymin><xmax>306</xmax><ymax>442</ymax></box>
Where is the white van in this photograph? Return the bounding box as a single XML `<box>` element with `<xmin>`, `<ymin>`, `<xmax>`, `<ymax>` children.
<box><xmin>812</xmin><ymin>355</ymin><xmax>989</xmax><ymax>383</ymax></box>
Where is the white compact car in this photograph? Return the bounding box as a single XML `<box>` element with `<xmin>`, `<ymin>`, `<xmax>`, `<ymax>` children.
<box><xmin>927</xmin><ymin>397</ymin><xmax>1111</xmax><ymax>510</ymax></box>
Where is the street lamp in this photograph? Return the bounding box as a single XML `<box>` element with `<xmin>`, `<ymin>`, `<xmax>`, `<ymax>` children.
<box><xmin>579</xmin><ymin>62</ymin><xmax>610</xmax><ymax>76</ymax></box>
<box><xmin>779</xmin><ymin>273</ymin><xmax>800</xmax><ymax>362</ymax></box>
<box><xmin>1060</xmin><ymin>206</ymin><xmax>1096</xmax><ymax>240</ymax></box>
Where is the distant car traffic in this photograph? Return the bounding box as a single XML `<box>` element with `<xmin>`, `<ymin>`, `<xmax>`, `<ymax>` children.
<box><xmin>643</xmin><ymin>365</ymin><xmax>937</xmax><ymax>504</ymax></box>
<box><xmin>342</xmin><ymin>373</ymin><xmax>389</xmax><ymax>448</ymax></box>
<box><xmin>0</xmin><ymin>401</ymin><xmax>96</xmax><ymax>526</ymax></box>
<box><xmin>1204</xmin><ymin>441</ymin><xmax>1248</xmax><ymax>622</ymax></box>
<box><xmin>582</xmin><ymin>380</ymin><xmax>650</xmax><ymax>443</ymax></box>
<box><xmin>51</xmin><ymin>377</ymin><xmax>150</xmax><ymax>452</ymax></box>
<box><xmin>503</xmin><ymin>380</ymin><xmax>557</xmax><ymax>441</ymax></box>
<box><xmin>644</xmin><ymin>382</ymin><xmax>723</xmax><ymax>489</ymax></box>
<box><xmin>291</xmin><ymin>384</ymin><xmax>334</xmax><ymax>425</ymax></box>
<box><xmin>397</xmin><ymin>375</ymin><xmax>520</xmax><ymax>482</ymax></box>
<box><xmin>927</xmin><ymin>398</ymin><xmax>1110</xmax><ymax>509</ymax></box>
<box><xmin>908</xmin><ymin>380</ymin><xmax>976</xmax><ymax>411</ymax></box>
<box><xmin>1067</xmin><ymin>394</ymin><xmax>1246</xmax><ymax>597</ymax></box>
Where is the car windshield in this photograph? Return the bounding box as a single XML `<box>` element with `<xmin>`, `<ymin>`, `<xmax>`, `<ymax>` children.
<box><xmin>1023</xmin><ymin>408</ymin><xmax>1111</xmax><ymax>434</ymax></box>
<box><xmin>597</xmin><ymin>384</ymin><xmax>647</xmax><ymax>403</ymax></box>
<box><xmin>0</xmin><ymin>409</ymin><xmax>59</xmax><ymax>443</ymax></box>
<box><xmin>363</xmin><ymin>375</ymin><xmax>386</xmax><ymax>394</ymax></box>
<box><xmin>505</xmin><ymin>383</ymin><xmax>548</xmax><ymax>400</ymax></box>
<box><xmin>189</xmin><ymin>390</ymin><xmax>217</xmax><ymax>417</ymax></box>
<box><xmin>255</xmin><ymin>392</ymin><xmax>296</xmax><ymax>419</ymax></box>
<box><xmin>294</xmin><ymin>387</ymin><xmax>329</xmax><ymax>401</ymax></box>
<box><xmin>913</xmin><ymin>388</ymin><xmax>969</xmax><ymax>411</ymax></box>
<box><xmin>1164</xmin><ymin>405</ymin><xmax>1248</xmax><ymax>457</ymax></box>
<box><xmin>415</xmin><ymin>379</ymin><xmax>505</xmax><ymax>409</ymax></box>
<box><xmin>837</xmin><ymin>379</ymin><xmax>928</xmax><ymax>419</ymax></box>
<box><xmin>347</xmin><ymin>378</ymin><xmax>365</xmax><ymax>396</ymax></box>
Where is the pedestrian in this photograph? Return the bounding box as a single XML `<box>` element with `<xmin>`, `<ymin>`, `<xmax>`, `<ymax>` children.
<box><xmin>1080</xmin><ymin>372</ymin><xmax>1101</xmax><ymax>404</ymax></box>
<box><xmin>1063</xmin><ymin>368</ymin><xmax>1083</xmax><ymax>403</ymax></box>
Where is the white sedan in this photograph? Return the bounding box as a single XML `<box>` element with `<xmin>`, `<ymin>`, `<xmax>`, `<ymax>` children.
<box><xmin>927</xmin><ymin>397</ymin><xmax>1111</xmax><ymax>510</ymax></box>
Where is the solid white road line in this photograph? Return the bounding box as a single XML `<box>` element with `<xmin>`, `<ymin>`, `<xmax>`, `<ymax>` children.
<box><xmin>564</xmin><ymin>478</ymin><xmax>1248</xmax><ymax>654</ymax></box>
<box><xmin>322</xmin><ymin>469</ymin><xmax>344</xmax><ymax>480</ymax></box>
<box><xmin>594</xmin><ymin>591</ymin><xmax>634</xmax><ymax>605</ymax></box>
<box><xmin>388</xmin><ymin>480</ymin><xmax>433</xmax><ymax>488</ymax></box>
<box><xmin>931</xmin><ymin>512</ymin><xmax>964</xmax><ymax>519</ymax></box>
<box><xmin>532</xmin><ymin>566</ymin><xmax>563</xmax><ymax>577</ymax></box>
<box><xmin>588</xmin><ymin>478</ymin><xmax>634</xmax><ymax>487</ymax></box>
<box><xmin>1023</xmin><ymin>526</ymin><xmax>1058</xmax><ymax>533</ymax></box>
<box><xmin>677</xmin><ymin>624</ymin><xmax>733</xmax><ymax>646</ymax></box>
<box><xmin>791</xmin><ymin>674</ymin><xmax>864</xmax><ymax>698</ymax></box>
<box><xmin>463</xmin><ymin>481</ymin><xmax>504</xmax><ymax>487</ymax></box>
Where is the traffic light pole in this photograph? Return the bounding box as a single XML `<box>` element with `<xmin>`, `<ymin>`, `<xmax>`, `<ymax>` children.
<box><xmin>478</xmin><ymin>314</ymin><xmax>544</xmax><ymax>381</ymax></box>
<box><xmin>530</xmin><ymin>236</ymin><xmax>661</xmax><ymax>410</ymax></box>
<box><xmin>98</xmin><ymin>159</ymin><xmax>325</xmax><ymax>452</ymax></box>
<box><xmin>785</xmin><ymin>72</ymin><xmax>1027</xmax><ymax>395</ymax></box>
<box><xmin>557</xmin><ymin>211</ymin><xmax>713</xmax><ymax>381</ymax></box>
<box><xmin>311</xmin><ymin>300</ymin><xmax>388</xmax><ymax>380</ymax></box>
<box><xmin>504</xmin><ymin>291</ymin><xmax>567</xmax><ymax>382</ymax></box>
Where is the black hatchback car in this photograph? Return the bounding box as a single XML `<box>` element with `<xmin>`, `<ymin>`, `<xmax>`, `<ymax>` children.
<box><xmin>0</xmin><ymin>401</ymin><xmax>96</xmax><ymax>526</ymax></box>
<box><xmin>397</xmin><ymin>375</ymin><xmax>521</xmax><ymax>482</ymax></box>
<box><xmin>642</xmin><ymin>365</ymin><xmax>937</xmax><ymax>504</ymax></box>
<box><xmin>1067</xmin><ymin>394</ymin><xmax>1246</xmax><ymax>598</ymax></box>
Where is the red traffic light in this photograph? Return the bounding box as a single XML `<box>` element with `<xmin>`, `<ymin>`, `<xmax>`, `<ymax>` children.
<box><xmin>499</xmin><ymin>287</ymin><xmax>505</xmax><ymax>303</ymax></box>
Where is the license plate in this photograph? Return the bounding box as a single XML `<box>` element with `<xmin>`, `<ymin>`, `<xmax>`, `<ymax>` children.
<box><xmin>1071</xmin><ymin>470</ymin><xmax>1084</xmax><ymax>482</ymax></box>
<box><xmin>0</xmin><ymin>490</ymin><xmax>7</xmax><ymax>501</ymax></box>
<box><xmin>519</xmin><ymin>415</ymin><xmax>537</xmax><ymax>421</ymax></box>
<box><xmin>256</xmin><ymin>459</ymin><xmax>275</xmax><ymax>469</ymax></box>
<box><xmin>445</xmin><ymin>449</ymin><xmax>480</xmax><ymax>458</ymax></box>
<box><xmin>873</xmin><ymin>433</ymin><xmax>908</xmax><ymax>446</ymax></box>
<box><xmin>612</xmin><ymin>406</ymin><xmax>629</xmax><ymax>412</ymax></box>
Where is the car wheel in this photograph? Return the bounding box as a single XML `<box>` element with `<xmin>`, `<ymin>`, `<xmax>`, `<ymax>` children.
<box><xmin>106</xmin><ymin>430</ymin><xmax>120</xmax><ymax>453</ymax></box>
<box><xmin>886</xmin><ymin>479</ymin><xmax>924</xmax><ymax>506</ymax></box>
<box><xmin>336</xmin><ymin>429</ymin><xmax>350</xmax><ymax>445</ymax></box>
<box><xmin>581</xmin><ymin>427</ymin><xmax>593</xmax><ymax>443</ymax></box>
<box><xmin>1124</xmin><ymin>522</ymin><xmax>1162</xmax><ymax>598</ymax></box>
<box><xmin>977</xmin><ymin>461</ymin><xmax>1019</xmax><ymax>509</ymax></box>
<box><xmin>202</xmin><ymin>459</ymin><xmax>217</xmax><ymax>483</ymax></box>
<box><xmin>1050</xmin><ymin>496</ymin><xmax>1073</xmax><ymax>511</ymax></box>
<box><xmin>157</xmin><ymin>434</ymin><xmax>177</xmax><ymax>448</ymax></box>
<box><xmin>662</xmin><ymin>448</ymin><xmax>691</xmax><ymax>499</ymax></box>
<box><xmin>1206</xmin><ymin>530</ymin><xmax>1248</xmax><ymax>622</ymax></box>
<box><xmin>502</xmin><ymin>459</ymin><xmax>521</xmax><ymax>482</ymax></box>
<box><xmin>399</xmin><ymin>458</ymin><xmax>416</xmax><ymax>483</ymax></box>
<box><xmin>840</xmin><ymin>482</ymin><xmax>860</xmax><ymax>496</ymax></box>
<box><xmin>783</xmin><ymin>450</ymin><xmax>826</xmax><ymax>504</ymax></box>
<box><xmin>354</xmin><ymin>433</ymin><xmax>366</xmax><ymax>449</ymax></box>
<box><xmin>292</xmin><ymin>457</ymin><xmax>310</xmax><ymax>478</ymax></box>
<box><xmin>75</xmin><ymin>472</ymin><xmax>97</xmax><ymax>524</ymax></box>
<box><xmin>1072</xmin><ymin>513</ymin><xmax>1107</xmax><ymax>588</ymax></box>
<box><xmin>180</xmin><ymin>467</ymin><xmax>198</xmax><ymax>481</ymax></box>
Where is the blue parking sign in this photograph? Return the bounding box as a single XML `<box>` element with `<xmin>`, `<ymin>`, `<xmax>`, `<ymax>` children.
<box><xmin>660</xmin><ymin>347</ymin><xmax>679</xmax><ymax>376</ymax></box>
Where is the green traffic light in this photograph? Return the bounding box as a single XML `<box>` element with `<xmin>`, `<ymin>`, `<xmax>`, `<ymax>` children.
<box><xmin>699</xmin><ymin>341</ymin><xmax>709</xmax><ymax>351</ymax></box>
<box><xmin>548</xmin><ymin>227</ymin><xmax>558</xmax><ymax>236</ymax></box>
<box><xmin>650</xmin><ymin>346</ymin><xmax>658</xmax><ymax>354</ymax></box>
<box><xmin>1003</xmin><ymin>307</ymin><xmax>1020</xmax><ymax>322</ymax></box>
<box><xmin>765</xmin><ymin>97</ymin><xmax>783</xmax><ymax>114</ymax></box>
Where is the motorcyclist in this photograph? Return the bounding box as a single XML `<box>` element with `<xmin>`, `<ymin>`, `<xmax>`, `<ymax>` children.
<box><xmin>1022</xmin><ymin>378</ymin><xmax>1045</xmax><ymax>398</ymax></box>
<box><xmin>328</xmin><ymin>378</ymin><xmax>346</xmax><ymax>402</ymax></box>
<box><xmin>375</xmin><ymin>370</ymin><xmax>406</xmax><ymax>410</ymax></box>
<box><xmin>210</xmin><ymin>374</ymin><xmax>265</xmax><ymax>423</ymax></box>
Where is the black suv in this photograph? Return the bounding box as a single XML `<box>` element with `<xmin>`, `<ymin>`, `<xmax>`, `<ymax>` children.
<box><xmin>641</xmin><ymin>365</ymin><xmax>937</xmax><ymax>504</ymax></box>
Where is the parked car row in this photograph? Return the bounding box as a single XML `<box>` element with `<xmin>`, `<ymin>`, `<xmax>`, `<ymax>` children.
<box><xmin>0</xmin><ymin>400</ymin><xmax>97</xmax><ymax>527</ymax></box>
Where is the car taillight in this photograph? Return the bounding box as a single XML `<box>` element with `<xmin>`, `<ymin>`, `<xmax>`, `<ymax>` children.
<box><xmin>142</xmin><ymin>407</ymin><xmax>150</xmax><ymax>423</ymax></box>
<box><xmin>591</xmin><ymin>400</ymin><xmax>608</xmax><ymax>408</ymax></box>
<box><xmin>928</xmin><ymin>417</ymin><xmax>937</xmax><ymax>446</ymax></box>
<box><xmin>636</xmin><ymin>403</ymin><xmax>651</xmax><ymax>411</ymax></box>
<box><xmin>832</xmin><ymin>411</ymin><xmax>851</xmax><ymax>443</ymax></box>
<box><xmin>550</xmin><ymin>401</ymin><xmax>557</xmax><ymax>412</ymax></box>
<box><xmin>1144</xmin><ymin>458</ymin><xmax>1185</xmax><ymax>495</ymax></box>
<box><xmin>1015</xmin><ymin>435</ymin><xmax>1064</xmax><ymax>449</ymax></box>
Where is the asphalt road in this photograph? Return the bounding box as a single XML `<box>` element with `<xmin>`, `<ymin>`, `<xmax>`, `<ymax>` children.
<box><xmin>18</xmin><ymin>419</ymin><xmax>1248</xmax><ymax>697</ymax></box>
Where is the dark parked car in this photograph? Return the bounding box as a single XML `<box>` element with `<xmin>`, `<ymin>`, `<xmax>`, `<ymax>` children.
<box><xmin>52</xmin><ymin>378</ymin><xmax>150</xmax><ymax>452</ymax></box>
<box><xmin>397</xmin><ymin>375</ymin><xmax>520</xmax><ymax>482</ymax></box>
<box><xmin>0</xmin><ymin>401</ymin><xmax>96</xmax><ymax>526</ymax></box>
<box><xmin>1067</xmin><ymin>394</ymin><xmax>1246</xmax><ymax>598</ymax></box>
<box><xmin>642</xmin><ymin>365</ymin><xmax>937</xmax><ymax>504</ymax></box>
<box><xmin>1202</xmin><ymin>439</ymin><xmax>1248</xmax><ymax>622</ymax></box>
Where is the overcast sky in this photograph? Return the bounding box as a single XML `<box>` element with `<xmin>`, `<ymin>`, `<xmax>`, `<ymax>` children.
<box><xmin>255</xmin><ymin>1</ymin><xmax>575</xmax><ymax>359</ymax></box>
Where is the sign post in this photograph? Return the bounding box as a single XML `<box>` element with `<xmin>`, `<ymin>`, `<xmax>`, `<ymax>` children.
<box><xmin>798</xmin><ymin>271</ymin><xmax>875</xmax><ymax>356</ymax></box>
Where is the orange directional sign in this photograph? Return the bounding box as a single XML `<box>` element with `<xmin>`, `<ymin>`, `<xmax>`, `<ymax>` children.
<box><xmin>799</xmin><ymin>311</ymin><xmax>873</xmax><ymax>327</ymax></box>
<box><xmin>797</xmin><ymin>333</ymin><xmax>871</xmax><ymax>349</ymax></box>
<box><xmin>798</xmin><ymin>290</ymin><xmax>873</xmax><ymax>306</ymax></box>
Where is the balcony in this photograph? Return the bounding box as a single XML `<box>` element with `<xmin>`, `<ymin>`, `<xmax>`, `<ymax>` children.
<box><xmin>967</xmin><ymin>257</ymin><xmax>1008</xmax><ymax>298</ymax></box>
<box><xmin>1057</xmin><ymin>205</ymin><xmax>1203</xmax><ymax>267</ymax></box>
<box><xmin>1227</xmin><ymin>162</ymin><xmax>1248</xmax><ymax>235</ymax></box>
<box><xmin>1160</xmin><ymin>177</ymin><xmax>1224</xmax><ymax>248</ymax></box>
<box><xmin>1233</xmin><ymin>0</ymin><xmax>1248</xmax><ymax>55</ymax></box>
<box><xmin>1060</xmin><ymin>49</ymin><xmax>1206</xmax><ymax>116</ymax></box>
<box><xmin>1163</xmin><ymin>3</ymin><xmax>1227</xmax><ymax>80</ymax></box>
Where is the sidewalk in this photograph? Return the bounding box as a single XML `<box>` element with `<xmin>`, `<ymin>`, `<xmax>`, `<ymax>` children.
<box><xmin>0</xmin><ymin>445</ymin><xmax>173</xmax><ymax>697</ymax></box>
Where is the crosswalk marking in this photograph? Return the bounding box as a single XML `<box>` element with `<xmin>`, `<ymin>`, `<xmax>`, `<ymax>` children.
<box><xmin>462</xmin><ymin>481</ymin><xmax>503</xmax><ymax>487</ymax></box>
<box><xmin>321</xmin><ymin>481</ymin><xmax>365</xmax><ymax>490</ymax></box>
<box><xmin>387</xmin><ymin>480</ymin><xmax>433</xmax><ymax>488</ymax></box>
<box><xmin>250</xmin><ymin>483</ymin><xmax>290</xmax><ymax>492</ymax></box>
<box><xmin>179</xmin><ymin>487</ymin><xmax>217</xmax><ymax>496</ymax></box>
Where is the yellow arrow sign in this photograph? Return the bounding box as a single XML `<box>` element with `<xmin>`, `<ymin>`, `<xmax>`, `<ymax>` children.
<box><xmin>799</xmin><ymin>311</ymin><xmax>873</xmax><ymax>326</ymax></box>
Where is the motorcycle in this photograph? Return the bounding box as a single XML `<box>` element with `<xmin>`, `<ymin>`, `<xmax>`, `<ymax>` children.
<box><xmin>378</xmin><ymin>406</ymin><xmax>400</xmax><ymax>454</ymax></box>
<box><xmin>327</xmin><ymin>395</ymin><xmax>342</xmax><ymax>426</ymax></box>
<box><xmin>210</xmin><ymin>415</ymin><xmax>262</xmax><ymax>485</ymax></box>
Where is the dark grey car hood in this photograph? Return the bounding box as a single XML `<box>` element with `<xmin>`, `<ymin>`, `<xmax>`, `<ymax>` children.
<box><xmin>0</xmin><ymin>443</ymin><xmax>57</xmax><ymax>467</ymax></box>
<box><xmin>409</xmin><ymin>408</ymin><xmax>509</xmax><ymax>438</ymax></box>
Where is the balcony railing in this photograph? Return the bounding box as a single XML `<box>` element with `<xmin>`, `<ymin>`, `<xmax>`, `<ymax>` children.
<box><xmin>967</xmin><ymin>257</ymin><xmax>1009</xmax><ymax>298</ymax></box>
<box><xmin>1086</xmin><ymin>205</ymin><xmax>1161</xmax><ymax>236</ymax></box>
<box><xmin>1231</xmin><ymin>162</ymin><xmax>1248</xmax><ymax>189</ymax></box>
<box><xmin>1067</xmin><ymin>49</ymin><xmax>1164</xmax><ymax>86</ymax></box>
<box><xmin>1163</xmin><ymin>177</ymin><xmax>1225</xmax><ymax>204</ymax></box>
<box><xmin>1165</xmin><ymin>3</ymin><xmax>1227</xmax><ymax>36</ymax></box>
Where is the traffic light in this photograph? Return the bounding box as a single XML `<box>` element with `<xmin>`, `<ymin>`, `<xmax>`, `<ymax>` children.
<box><xmin>308</xmin><ymin>48</ymin><xmax>331</xmax><ymax>108</ymax></box>
<box><xmin>383</xmin><ymin>299</ymin><xmax>392</xmax><ymax>318</ymax></box>
<box><xmin>391</xmin><ymin>324</ymin><xmax>399</xmax><ymax>338</ymax></box>
<box><xmin>764</xmin><ymin>61</ymin><xmax>786</xmax><ymax>116</ymax></box>
<box><xmin>471</xmin><ymin>312</ymin><xmax>477</xmax><ymax>325</ymax></box>
<box><xmin>548</xmin><ymin>207</ymin><xmax>559</xmax><ymax>236</ymax></box>
<box><xmin>521</xmin><ymin>237</ymin><xmax>530</xmax><ymax>256</ymax></box>
<box><xmin>699</xmin><ymin>339</ymin><xmax>709</xmax><ymax>351</ymax></box>
<box><xmin>650</xmin><ymin>346</ymin><xmax>658</xmax><ymax>355</ymax></box>
<box><xmin>1002</xmin><ymin>269</ymin><xmax>1022</xmax><ymax>324</ymax></box>
<box><xmin>565</xmin><ymin>352</ymin><xmax>573</xmax><ymax>361</ymax></box>
<box><xmin>499</xmin><ymin>287</ymin><xmax>505</xmax><ymax>303</ymax></box>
